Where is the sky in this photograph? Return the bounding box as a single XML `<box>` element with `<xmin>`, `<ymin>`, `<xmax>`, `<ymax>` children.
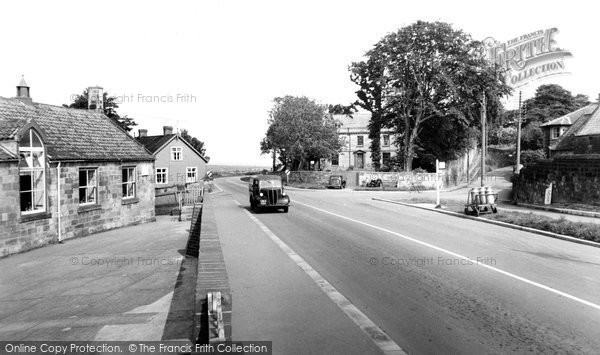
<box><xmin>1</xmin><ymin>0</ymin><xmax>598</xmax><ymax>166</ymax></box>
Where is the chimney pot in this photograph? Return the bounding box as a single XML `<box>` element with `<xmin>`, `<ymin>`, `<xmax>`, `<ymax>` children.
<box><xmin>163</xmin><ymin>126</ymin><xmax>173</xmax><ymax>135</ymax></box>
<box><xmin>138</xmin><ymin>129</ymin><xmax>148</xmax><ymax>137</ymax></box>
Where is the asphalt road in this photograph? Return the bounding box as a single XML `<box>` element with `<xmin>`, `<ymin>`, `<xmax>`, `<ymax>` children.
<box><xmin>212</xmin><ymin>176</ymin><xmax>600</xmax><ymax>354</ymax></box>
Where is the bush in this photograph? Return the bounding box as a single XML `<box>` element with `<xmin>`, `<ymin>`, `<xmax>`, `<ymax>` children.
<box><xmin>489</xmin><ymin>126</ymin><xmax>517</xmax><ymax>146</ymax></box>
<box><xmin>520</xmin><ymin>149</ymin><xmax>545</xmax><ymax>165</ymax></box>
<box><xmin>521</xmin><ymin>122</ymin><xmax>544</xmax><ymax>150</ymax></box>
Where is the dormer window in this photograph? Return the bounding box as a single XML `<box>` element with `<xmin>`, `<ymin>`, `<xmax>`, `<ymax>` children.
<box><xmin>19</xmin><ymin>129</ymin><xmax>46</xmax><ymax>214</ymax></box>
<box><xmin>551</xmin><ymin>126</ymin><xmax>567</xmax><ymax>139</ymax></box>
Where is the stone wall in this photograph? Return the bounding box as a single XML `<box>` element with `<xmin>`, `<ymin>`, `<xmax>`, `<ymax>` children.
<box><xmin>513</xmin><ymin>155</ymin><xmax>600</xmax><ymax>205</ymax></box>
<box><xmin>286</xmin><ymin>171</ymin><xmax>359</xmax><ymax>187</ymax></box>
<box><xmin>0</xmin><ymin>161</ymin><xmax>156</xmax><ymax>257</ymax></box>
<box><xmin>358</xmin><ymin>172</ymin><xmax>441</xmax><ymax>190</ymax></box>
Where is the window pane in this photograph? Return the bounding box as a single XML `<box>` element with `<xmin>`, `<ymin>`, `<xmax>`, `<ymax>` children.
<box><xmin>128</xmin><ymin>183</ymin><xmax>135</xmax><ymax>197</ymax></box>
<box><xmin>79</xmin><ymin>170</ymin><xmax>87</xmax><ymax>187</ymax></box>
<box><xmin>33</xmin><ymin>171</ymin><xmax>44</xmax><ymax>190</ymax></box>
<box><xmin>122</xmin><ymin>183</ymin><xmax>127</xmax><ymax>196</ymax></box>
<box><xmin>122</xmin><ymin>168</ymin><xmax>128</xmax><ymax>182</ymax></box>
<box><xmin>79</xmin><ymin>187</ymin><xmax>87</xmax><ymax>203</ymax></box>
<box><xmin>32</xmin><ymin>151</ymin><xmax>44</xmax><ymax>168</ymax></box>
<box><xmin>88</xmin><ymin>170</ymin><xmax>96</xmax><ymax>186</ymax></box>
<box><xmin>20</xmin><ymin>172</ymin><xmax>32</xmax><ymax>191</ymax></box>
<box><xmin>33</xmin><ymin>189</ymin><xmax>44</xmax><ymax>209</ymax></box>
<box><xmin>21</xmin><ymin>191</ymin><xmax>32</xmax><ymax>211</ymax></box>
<box><xmin>88</xmin><ymin>187</ymin><xmax>96</xmax><ymax>203</ymax></box>
<box><xmin>19</xmin><ymin>152</ymin><xmax>32</xmax><ymax>168</ymax></box>
<box><xmin>128</xmin><ymin>168</ymin><xmax>135</xmax><ymax>182</ymax></box>
<box><xmin>20</xmin><ymin>130</ymin><xmax>31</xmax><ymax>148</ymax></box>
<box><xmin>31</xmin><ymin>131</ymin><xmax>43</xmax><ymax>147</ymax></box>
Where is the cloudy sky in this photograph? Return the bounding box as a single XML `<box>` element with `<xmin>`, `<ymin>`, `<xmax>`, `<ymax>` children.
<box><xmin>1</xmin><ymin>0</ymin><xmax>597</xmax><ymax>165</ymax></box>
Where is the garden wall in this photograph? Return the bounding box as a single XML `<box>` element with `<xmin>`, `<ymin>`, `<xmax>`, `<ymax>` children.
<box><xmin>513</xmin><ymin>155</ymin><xmax>600</xmax><ymax>205</ymax></box>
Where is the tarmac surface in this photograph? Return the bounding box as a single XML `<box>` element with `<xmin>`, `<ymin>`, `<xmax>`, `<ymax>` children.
<box><xmin>0</xmin><ymin>216</ymin><xmax>193</xmax><ymax>342</ymax></box>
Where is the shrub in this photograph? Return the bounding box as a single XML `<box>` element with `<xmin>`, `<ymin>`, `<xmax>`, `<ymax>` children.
<box><xmin>520</xmin><ymin>149</ymin><xmax>545</xmax><ymax>165</ymax></box>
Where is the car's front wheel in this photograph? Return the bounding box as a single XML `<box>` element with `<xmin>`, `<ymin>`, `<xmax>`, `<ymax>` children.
<box><xmin>283</xmin><ymin>207</ymin><xmax>289</xmax><ymax>213</ymax></box>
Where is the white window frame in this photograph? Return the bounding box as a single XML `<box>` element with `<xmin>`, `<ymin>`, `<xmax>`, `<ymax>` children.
<box><xmin>382</xmin><ymin>134</ymin><xmax>390</xmax><ymax>147</ymax></box>
<box><xmin>19</xmin><ymin>129</ymin><xmax>46</xmax><ymax>214</ymax></box>
<box><xmin>357</xmin><ymin>135</ymin><xmax>364</xmax><ymax>147</ymax></box>
<box><xmin>186</xmin><ymin>167</ymin><xmax>197</xmax><ymax>183</ymax></box>
<box><xmin>171</xmin><ymin>146</ymin><xmax>182</xmax><ymax>161</ymax></box>
<box><xmin>156</xmin><ymin>168</ymin><xmax>168</xmax><ymax>184</ymax></box>
<box><xmin>79</xmin><ymin>168</ymin><xmax>98</xmax><ymax>205</ymax></box>
<box><xmin>122</xmin><ymin>166</ymin><xmax>136</xmax><ymax>199</ymax></box>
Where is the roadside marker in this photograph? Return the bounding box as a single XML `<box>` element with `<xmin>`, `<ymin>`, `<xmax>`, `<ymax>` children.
<box><xmin>234</xmin><ymin>200</ymin><xmax>407</xmax><ymax>355</ymax></box>
<box><xmin>293</xmin><ymin>200</ymin><xmax>600</xmax><ymax>312</ymax></box>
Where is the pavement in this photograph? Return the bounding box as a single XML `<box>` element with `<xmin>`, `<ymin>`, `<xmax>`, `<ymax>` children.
<box><xmin>0</xmin><ymin>215</ymin><xmax>195</xmax><ymax>342</ymax></box>
<box><xmin>399</xmin><ymin>166</ymin><xmax>600</xmax><ymax>225</ymax></box>
<box><xmin>212</xmin><ymin>176</ymin><xmax>600</xmax><ymax>354</ymax></box>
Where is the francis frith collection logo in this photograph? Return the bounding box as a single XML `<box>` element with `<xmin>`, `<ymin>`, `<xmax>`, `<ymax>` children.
<box><xmin>484</xmin><ymin>28</ymin><xmax>572</xmax><ymax>88</ymax></box>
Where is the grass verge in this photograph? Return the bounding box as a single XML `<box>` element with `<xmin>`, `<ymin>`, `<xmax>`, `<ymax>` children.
<box><xmin>397</xmin><ymin>197</ymin><xmax>600</xmax><ymax>243</ymax></box>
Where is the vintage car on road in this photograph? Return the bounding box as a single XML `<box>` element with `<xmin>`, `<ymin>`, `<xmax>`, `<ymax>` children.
<box><xmin>326</xmin><ymin>174</ymin><xmax>346</xmax><ymax>189</ymax></box>
<box><xmin>248</xmin><ymin>175</ymin><xmax>290</xmax><ymax>212</ymax></box>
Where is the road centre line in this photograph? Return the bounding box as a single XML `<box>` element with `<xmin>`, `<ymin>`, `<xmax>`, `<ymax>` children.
<box><xmin>233</xmin><ymin>199</ymin><xmax>406</xmax><ymax>355</ymax></box>
<box><xmin>292</xmin><ymin>199</ymin><xmax>600</xmax><ymax>312</ymax></box>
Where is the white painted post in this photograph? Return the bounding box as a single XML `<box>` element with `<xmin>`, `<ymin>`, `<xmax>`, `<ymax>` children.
<box><xmin>435</xmin><ymin>159</ymin><xmax>441</xmax><ymax>209</ymax></box>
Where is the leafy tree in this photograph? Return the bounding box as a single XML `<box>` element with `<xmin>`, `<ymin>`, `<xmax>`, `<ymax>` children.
<box><xmin>351</xmin><ymin>21</ymin><xmax>511</xmax><ymax>171</ymax></box>
<box><xmin>180</xmin><ymin>129</ymin><xmax>209</xmax><ymax>161</ymax></box>
<box><xmin>65</xmin><ymin>88</ymin><xmax>137</xmax><ymax>132</ymax></box>
<box><xmin>522</xmin><ymin>84</ymin><xmax>590</xmax><ymax>126</ymax></box>
<box><xmin>261</xmin><ymin>96</ymin><xmax>342</xmax><ymax>171</ymax></box>
<box><xmin>350</xmin><ymin>51</ymin><xmax>387</xmax><ymax>170</ymax></box>
<box><xmin>521</xmin><ymin>121</ymin><xmax>544</xmax><ymax>151</ymax></box>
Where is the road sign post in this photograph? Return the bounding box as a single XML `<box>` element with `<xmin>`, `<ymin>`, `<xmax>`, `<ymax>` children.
<box><xmin>435</xmin><ymin>160</ymin><xmax>445</xmax><ymax>209</ymax></box>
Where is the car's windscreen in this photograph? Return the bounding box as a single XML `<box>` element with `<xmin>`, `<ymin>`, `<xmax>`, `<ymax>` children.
<box><xmin>259</xmin><ymin>180</ymin><xmax>282</xmax><ymax>189</ymax></box>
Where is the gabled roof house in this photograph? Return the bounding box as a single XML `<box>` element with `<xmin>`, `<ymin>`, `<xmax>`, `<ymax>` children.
<box><xmin>0</xmin><ymin>78</ymin><xmax>155</xmax><ymax>257</ymax></box>
<box><xmin>137</xmin><ymin>127</ymin><xmax>208</xmax><ymax>190</ymax></box>
<box><xmin>541</xmin><ymin>102</ymin><xmax>600</xmax><ymax>157</ymax></box>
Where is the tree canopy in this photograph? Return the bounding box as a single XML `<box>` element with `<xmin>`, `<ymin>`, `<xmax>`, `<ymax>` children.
<box><xmin>261</xmin><ymin>96</ymin><xmax>342</xmax><ymax>171</ymax></box>
<box><xmin>351</xmin><ymin>21</ymin><xmax>511</xmax><ymax>171</ymax></box>
<box><xmin>180</xmin><ymin>129</ymin><xmax>209</xmax><ymax>162</ymax></box>
<box><xmin>522</xmin><ymin>84</ymin><xmax>590</xmax><ymax>126</ymax></box>
<box><xmin>65</xmin><ymin>89</ymin><xmax>137</xmax><ymax>132</ymax></box>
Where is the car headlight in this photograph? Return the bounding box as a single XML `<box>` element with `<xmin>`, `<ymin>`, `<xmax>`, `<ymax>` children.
<box><xmin>259</xmin><ymin>192</ymin><xmax>263</xmax><ymax>197</ymax></box>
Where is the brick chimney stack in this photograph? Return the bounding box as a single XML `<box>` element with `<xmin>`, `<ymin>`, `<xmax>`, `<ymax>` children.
<box><xmin>163</xmin><ymin>126</ymin><xmax>173</xmax><ymax>135</ymax></box>
<box><xmin>138</xmin><ymin>129</ymin><xmax>148</xmax><ymax>137</ymax></box>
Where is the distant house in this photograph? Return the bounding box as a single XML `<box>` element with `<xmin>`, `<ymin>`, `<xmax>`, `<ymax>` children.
<box><xmin>136</xmin><ymin>127</ymin><xmax>208</xmax><ymax>191</ymax></box>
<box><xmin>0</xmin><ymin>79</ymin><xmax>155</xmax><ymax>257</ymax></box>
<box><xmin>328</xmin><ymin>112</ymin><xmax>397</xmax><ymax>170</ymax></box>
<box><xmin>540</xmin><ymin>102</ymin><xmax>600</xmax><ymax>157</ymax></box>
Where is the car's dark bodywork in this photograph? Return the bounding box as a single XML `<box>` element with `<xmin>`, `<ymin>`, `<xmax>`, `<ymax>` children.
<box><xmin>327</xmin><ymin>175</ymin><xmax>346</xmax><ymax>189</ymax></box>
<box><xmin>248</xmin><ymin>175</ymin><xmax>290</xmax><ymax>212</ymax></box>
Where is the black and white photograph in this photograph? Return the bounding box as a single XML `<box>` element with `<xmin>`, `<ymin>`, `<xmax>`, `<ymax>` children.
<box><xmin>1</xmin><ymin>1</ymin><xmax>599</xmax><ymax>354</ymax></box>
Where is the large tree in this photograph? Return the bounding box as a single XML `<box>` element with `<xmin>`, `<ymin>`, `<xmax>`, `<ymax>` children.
<box><xmin>261</xmin><ymin>96</ymin><xmax>342</xmax><ymax>171</ymax></box>
<box><xmin>351</xmin><ymin>21</ymin><xmax>511</xmax><ymax>171</ymax></box>
<box><xmin>65</xmin><ymin>89</ymin><xmax>137</xmax><ymax>132</ymax></box>
<box><xmin>180</xmin><ymin>129</ymin><xmax>209</xmax><ymax>161</ymax></box>
<box><xmin>522</xmin><ymin>84</ymin><xmax>590</xmax><ymax>126</ymax></box>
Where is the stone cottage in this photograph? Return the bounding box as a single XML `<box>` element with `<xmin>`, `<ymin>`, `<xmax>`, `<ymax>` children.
<box><xmin>0</xmin><ymin>79</ymin><xmax>155</xmax><ymax>257</ymax></box>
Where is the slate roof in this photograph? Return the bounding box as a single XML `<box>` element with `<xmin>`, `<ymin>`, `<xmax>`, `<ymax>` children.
<box><xmin>334</xmin><ymin>111</ymin><xmax>371</xmax><ymax>129</ymax></box>
<box><xmin>0</xmin><ymin>97</ymin><xmax>153</xmax><ymax>162</ymax></box>
<box><xmin>136</xmin><ymin>134</ymin><xmax>209</xmax><ymax>163</ymax></box>
<box><xmin>576</xmin><ymin>105</ymin><xmax>600</xmax><ymax>136</ymax></box>
<box><xmin>0</xmin><ymin>145</ymin><xmax>17</xmax><ymax>161</ymax></box>
<box><xmin>541</xmin><ymin>104</ymin><xmax>597</xmax><ymax>127</ymax></box>
<box><xmin>136</xmin><ymin>134</ymin><xmax>176</xmax><ymax>154</ymax></box>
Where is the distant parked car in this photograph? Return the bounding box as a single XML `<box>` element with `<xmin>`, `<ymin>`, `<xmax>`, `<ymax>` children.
<box><xmin>327</xmin><ymin>175</ymin><xmax>346</xmax><ymax>189</ymax></box>
<box><xmin>248</xmin><ymin>175</ymin><xmax>290</xmax><ymax>212</ymax></box>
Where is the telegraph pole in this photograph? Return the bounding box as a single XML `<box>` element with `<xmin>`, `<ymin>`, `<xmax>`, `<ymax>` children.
<box><xmin>515</xmin><ymin>91</ymin><xmax>523</xmax><ymax>174</ymax></box>
<box><xmin>480</xmin><ymin>92</ymin><xmax>487</xmax><ymax>187</ymax></box>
